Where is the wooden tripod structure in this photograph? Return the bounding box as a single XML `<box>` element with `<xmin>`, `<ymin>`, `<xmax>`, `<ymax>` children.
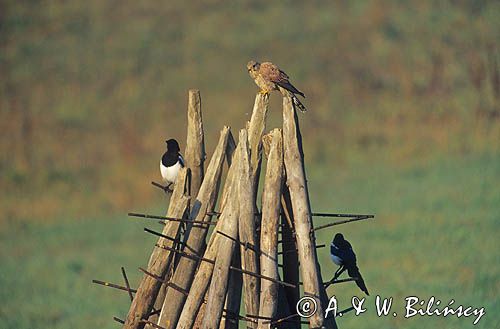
<box><xmin>94</xmin><ymin>89</ymin><xmax>373</xmax><ymax>329</ymax></box>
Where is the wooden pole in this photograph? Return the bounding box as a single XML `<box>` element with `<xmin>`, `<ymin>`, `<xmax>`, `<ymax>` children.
<box><xmin>219</xmin><ymin>242</ymin><xmax>243</xmax><ymax>329</ymax></box>
<box><xmin>123</xmin><ymin>168</ymin><xmax>190</xmax><ymax>329</ymax></box>
<box><xmin>202</xmin><ymin>129</ymin><xmax>248</xmax><ymax>329</ymax></box>
<box><xmin>220</xmin><ymin>93</ymin><xmax>268</xmax><ymax>209</ymax></box>
<box><xmin>257</xmin><ymin>128</ymin><xmax>283</xmax><ymax>329</ymax></box>
<box><xmin>238</xmin><ymin>127</ymin><xmax>260</xmax><ymax>327</ymax></box>
<box><xmin>280</xmin><ymin>186</ymin><xmax>301</xmax><ymax>327</ymax></box>
<box><xmin>157</xmin><ymin>127</ymin><xmax>230</xmax><ymax>328</ymax></box>
<box><xmin>176</xmin><ymin>94</ymin><xmax>267</xmax><ymax>329</ymax></box>
<box><xmin>246</xmin><ymin>93</ymin><xmax>269</xmax><ymax>183</ymax></box>
<box><xmin>263</xmin><ymin>132</ymin><xmax>300</xmax><ymax>327</ymax></box>
<box><xmin>282</xmin><ymin>95</ymin><xmax>337</xmax><ymax>329</ymax></box>
<box><xmin>185</xmin><ymin>89</ymin><xmax>205</xmax><ymax>200</ymax></box>
<box><xmin>176</xmin><ymin>162</ymin><xmax>237</xmax><ymax>329</ymax></box>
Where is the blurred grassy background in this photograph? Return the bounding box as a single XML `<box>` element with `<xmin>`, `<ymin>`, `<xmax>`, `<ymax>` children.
<box><xmin>1</xmin><ymin>1</ymin><xmax>499</xmax><ymax>328</ymax></box>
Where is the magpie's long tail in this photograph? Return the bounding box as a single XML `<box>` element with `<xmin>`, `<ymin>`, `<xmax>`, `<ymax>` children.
<box><xmin>347</xmin><ymin>266</ymin><xmax>369</xmax><ymax>296</ymax></box>
<box><xmin>292</xmin><ymin>95</ymin><xmax>307</xmax><ymax>113</ymax></box>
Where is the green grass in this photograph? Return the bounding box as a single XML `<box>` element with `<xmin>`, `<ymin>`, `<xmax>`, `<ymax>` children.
<box><xmin>1</xmin><ymin>152</ymin><xmax>498</xmax><ymax>328</ymax></box>
<box><xmin>1</xmin><ymin>1</ymin><xmax>499</xmax><ymax>328</ymax></box>
<box><xmin>312</xmin><ymin>151</ymin><xmax>500</xmax><ymax>328</ymax></box>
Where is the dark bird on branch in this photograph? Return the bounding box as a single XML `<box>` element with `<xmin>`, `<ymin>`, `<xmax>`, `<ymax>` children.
<box><xmin>330</xmin><ymin>233</ymin><xmax>369</xmax><ymax>295</ymax></box>
<box><xmin>247</xmin><ymin>60</ymin><xmax>307</xmax><ymax>112</ymax></box>
<box><xmin>160</xmin><ymin>139</ymin><xmax>184</xmax><ymax>192</ymax></box>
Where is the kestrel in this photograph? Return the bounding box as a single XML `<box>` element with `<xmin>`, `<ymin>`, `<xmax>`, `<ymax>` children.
<box><xmin>247</xmin><ymin>60</ymin><xmax>307</xmax><ymax>112</ymax></box>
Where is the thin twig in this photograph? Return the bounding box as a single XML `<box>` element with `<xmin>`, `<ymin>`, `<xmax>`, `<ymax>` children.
<box><xmin>263</xmin><ymin>313</ymin><xmax>308</xmax><ymax>325</ymax></box>
<box><xmin>92</xmin><ymin>279</ymin><xmax>137</xmax><ymax>293</ymax></box>
<box><xmin>121</xmin><ymin>267</ymin><xmax>134</xmax><ymax>302</ymax></box>
<box><xmin>207</xmin><ymin>211</ymin><xmax>375</xmax><ymax>218</ymax></box>
<box><xmin>323</xmin><ymin>277</ymin><xmax>359</xmax><ymax>289</ymax></box>
<box><xmin>143</xmin><ymin>227</ymin><xmax>201</xmax><ymax>255</ymax></box>
<box><xmin>216</xmin><ymin>230</ymin><xmax>258</xmax><ymax>253</ymax></box>
<box><xmin>154</xmin><ymin>243</ymin><xmax>296</xmax><ymax>288</ymax></box>
<box><xmin>140</xmin><ymin>319</ymin><xmax>166</xmax><ymax>329</ymax></box>
<box><xmin>336</xmin><ymin>306</ymin><xmax>356</xmax><ymax>317</ymax></box>
<box><xmin>311</xmin><ymin>212</ymin><xmax>374</xmax><ymax>218</ymax></box>
<box><xmin>128</xmin><ymin>212</ymin><xmax>216</xmax><ymax>226</ymax></box>
<box><xmin>138</xmin><ymin>267</ymin><xmax>189</xmax><ymax>297</ymax></box>
<box><xmin>277</xmin><ymin>244</ymin><xmax>325</xmax><ymax>255</ymax></box>
<box><xmin>151</xmin><ymin>181</ymin><xmax>166</xmax><ymax>190</ymax></box>
<box><xmin>313</xmin><ymin>215</ymin><xmax>374</xmax><ymax>231</ymax></box>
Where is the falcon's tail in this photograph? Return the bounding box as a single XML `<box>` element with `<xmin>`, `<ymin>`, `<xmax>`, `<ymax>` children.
<box><xmin>292</xmin><ymin>95</ymin><xmax>307</xmax><ymax>113</ymax></box>
<box><xmin>347</xmin><ymin>266</ymin><xmax>369</xmax><ymax>296</ymax></box>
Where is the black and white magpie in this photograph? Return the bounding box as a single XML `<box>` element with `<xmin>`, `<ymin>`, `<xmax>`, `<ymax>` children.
<box><xmin>160</xmin><ymin>139</ymin><xmax>184</xmax><ymax>192</ymax></box>
<box><xmin>330</xmin><ymin>233</ymin><xmax>369</xmax><ymax>295</ymax></box>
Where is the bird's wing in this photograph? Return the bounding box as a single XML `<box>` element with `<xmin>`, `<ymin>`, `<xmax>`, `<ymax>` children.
<box><xmin>340</xmin><ymin>241</ymin><xmax>357</xmax><ymax>265</ymax></box>
<box><xmin>178</xmin><ymin>154</ymin><xmax>185</xmax><ymax>167</ymax></box>
<box><xmin>330</xmin><ymin>242</ymin><xmax>339</xmax><ymax>256</ymax></box>
<box><xmin>260</xmin><ymin>62</ymin><xmax>305</xmax><ymax>97</ymax></box>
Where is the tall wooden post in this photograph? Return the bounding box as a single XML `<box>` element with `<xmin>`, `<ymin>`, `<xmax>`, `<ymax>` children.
<box><xmin>280</xmin><ymin>187</ymin><xmax>300</xmax><ymax>328</ymax></box>
<box><xmin>240</xmin><ymin>94</ymin><xmax>268</xmax><ymax>327</ymax></box>
<box><xmin>185</xmin><ymin>89</ymin><xmax>205</xmax><ymax>199</ymax></box>
<box><xmin>282</xmin><ymin>95</ymin><xmax>337</xmax><ymax>329</ymax></box>
<box><xmin>257</xmin><ymin>129</ymin><xmax>283</xmax><ymax>329</ymax></box>
<box><xmin>219</xmin><ymin>246</ymin><xmax>243</xmax><ymax>329</ymax></box>
<box><xmin>202</xmin><ymin>129</ymin><xmax>249</xmax><ymax>329</ymax></box>
<box><xmin>176</xmin><ymin>161</ymin><xmax>238</xmax><ymax>329</ymax></box>
<box><xmin>157</xmin><ymin>127</ymin><xmax>230</xmax><ymax>328</ymax></box>
<box><xmin>123</xmin><ymin>169</ymin><xmax>190</xmax><ymax>329</ymax></box>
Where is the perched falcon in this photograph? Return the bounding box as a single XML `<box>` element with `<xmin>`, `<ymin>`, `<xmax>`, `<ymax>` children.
<box><xmin>247</xmin><ymin>60</ymin><xmax>307</xmax><ymax>112</ymax></box>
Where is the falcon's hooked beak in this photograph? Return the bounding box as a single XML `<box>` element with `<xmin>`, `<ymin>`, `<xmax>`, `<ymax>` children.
<box><xmin>247</xmin><ymin>60</ymin><xmax>259</xmax><ymax>73</ymax></box>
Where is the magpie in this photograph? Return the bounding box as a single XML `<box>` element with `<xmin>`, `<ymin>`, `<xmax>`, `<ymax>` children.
<box><xmin>160</xmin><ymin>139</ymin><xmax>184</xmax><ymax>192</ymax></box>
<box><xmin>330</xmin><ymin>233</ymin><xmax>369</xmax><ymax>295</ymax></box>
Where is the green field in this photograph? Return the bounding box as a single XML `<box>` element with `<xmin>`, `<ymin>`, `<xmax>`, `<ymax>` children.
<box><xmin>1</xmin><ymin>1</ymin><xmax>499</xmax><ymax>328</ymax></box>
<box><xmin>1</xmin><ymin>151</ymin><xmax>498</xmax><ymax>328</ymax></box>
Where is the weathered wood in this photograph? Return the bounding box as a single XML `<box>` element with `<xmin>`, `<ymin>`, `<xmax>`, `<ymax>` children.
<box><xmin>176</xmin><ymin>159</ymin><xmax>238</xmax><ymax>329</ymax></box>
<box><xmin>174</xmin><ymin>94</ymin><xmax>268</xmax><ymax>329</ymax></box>
<box><xmin>193</xmin><ymin>292</ymin><xmax>207</xmax><ymax>329</ymax></box>
<box><xmin>280</xmin><ymin>186</ymin><xmax>300</xmax><ymax>327</ymax></box>
<box><xmin>219</xmin><ymin>247</ymin><xmax>242</xmax><ymax>329</ymax></box>
<box><xmin>282</xmin><ymin>95</ymin><xmax>337</xmax><ymax>329</ymax></box>
<box><xmin>185</xmin><ymin>89</ymin><xmax>205</xmax><ymax>199</ymax></box>
<box><xmin>257</xmin><ymin>129</ymin><xmax>283</xmax><ymax>329</ymax></box>
<box><xmin>157</xmin><ymin>127</ymin><xmax>230</xmax><ymax>328</ymax></box>
<box><xmin>220</xmin><ymin>93</ymin><xmax>268</xmax><ymax>210</ymax></box>
<box><xmin>263</xmin><ymin>132</ymin><xmax>300</xmax><ymax>326</ymax></box>
<box><xmin>123</xmin><ymin>169</ymin><xmax>190</xmax><ymax>329</ymax></box>
<box><xmin>146</xmin><ymin>256</ymin><xmax>174</xmax><ymax>328</ymax></box>
<box><xmin>202</xmin><ymin>129</ymin><xmax>248</xmax><ymax>329</ymax></box>
<box><xmin>246</xmin><ymin>93</ymin><xmax>269</xmax><ymax>182</ymax></box>
<box><xmin>238</xmin><ymin>126</ymin><xmax>260</xmax><ymax>328</ymax></box>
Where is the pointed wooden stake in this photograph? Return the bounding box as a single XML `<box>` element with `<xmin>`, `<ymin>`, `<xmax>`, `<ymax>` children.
<box><xmin>157</xmin><ymin>127</ymin><xmax>230</xmax><ymax>328</ymax></box>
<box><xmin>257</xmin><ymin>128</ymin><xmax>283</xmax><ymax>329</ymax></box>
<box><xmin>282</xmin><ymin>95</ymin><xmax>337</xmax><ymax>329</ymax></box>
<box><xmin>123</xmin><ymin>169</ymin><xmax>190</xmax><ymax>329</ymax></box>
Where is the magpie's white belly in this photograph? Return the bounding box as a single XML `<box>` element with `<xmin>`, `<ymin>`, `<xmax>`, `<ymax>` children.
<box><xmin>330</xmin><ymin>254</ymin><xmax>343</xmax><ymax>266</ymax></box>
<box><xmin>160</xmin><ymin>161</ymin><xmax>181</xmax><ymax>184</ymax></box>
